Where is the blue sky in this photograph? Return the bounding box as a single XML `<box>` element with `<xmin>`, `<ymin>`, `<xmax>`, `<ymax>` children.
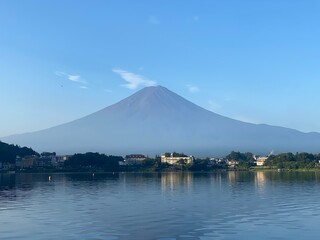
<box><xmin>1</xmin><ymin>0</ymin><xmax>320</xmax><ymax>137</ymax></box>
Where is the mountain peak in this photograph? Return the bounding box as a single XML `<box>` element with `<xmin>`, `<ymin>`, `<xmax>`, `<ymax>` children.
<box><xmin>141</xmin><ymin>85</ymin><xmax>165</xmax><ymax>89</ymax></box>
<box><xmin>136</xmin><ymin>85</ymin><xmax>170</xmax><ymax>94</ymax></box>
<box><xmin>112</xmin><ymin>84</ymin><xmax>197</xmax><ymax>114</ymax></box>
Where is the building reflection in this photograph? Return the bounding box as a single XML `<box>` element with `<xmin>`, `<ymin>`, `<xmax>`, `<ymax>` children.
<box><xmin>161</xmin><ymin>172</ymin><xmax>193</xmax><ymax>192</ymax></box>
<box><xmin>255</xmin><ymin>171</ymin><xmax>266</xmax><ymax>192</ymax></box>
<box><xmin>227</xmin><ymin>171</ymin><xmax>236</xmax><ymax>185</ymax></box>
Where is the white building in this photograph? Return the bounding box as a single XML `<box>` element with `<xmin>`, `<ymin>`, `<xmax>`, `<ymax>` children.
<box><xmin>255</xmin><ymin>156</ymin><xmax>268</xmax><ymax>166</ymax></box>
<box><xmin>226</xmin><ymin>160</ymin><xmax>239</xmax><ymax>168</ymax></box>
<box><xmin>125</xmin><ymin>154</ymin><xmax>147</xmax><ymax>165</ymax></box>
<box><xmin>161</xmin><ymin>153</ymin><xmax>194</xmax><ymax>165</ymax></box>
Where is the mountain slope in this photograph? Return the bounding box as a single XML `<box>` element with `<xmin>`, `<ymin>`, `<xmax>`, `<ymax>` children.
<box><xmin>2</xmin><ymin>86</ymin><xmax>320</xmax><ymax>156</ymax></box>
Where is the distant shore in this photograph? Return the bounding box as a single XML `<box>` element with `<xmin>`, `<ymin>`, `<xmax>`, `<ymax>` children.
<box><xmin>2</xmin><ymin>167</ymin><xmax>320</xmax><ymax>174</ymax></box>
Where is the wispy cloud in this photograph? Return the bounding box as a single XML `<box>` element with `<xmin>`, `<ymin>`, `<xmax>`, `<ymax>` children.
<box><xmin>80</xmin><ymin>86</ymin><xmax>88</xmax><ymax>89</ymax></box>
<box><xmin>68</xmin><ymin>75</ymin><xmax>81</xmax><ymax>82</ymax></box>
<box><xmin>113</xmin><ymin>68</ymin><xmax>157</xmax><ymax>90</ymax></box>
<box><xmin>55</xmin><ymin>71</ymin><xmax>87</xmax><ymax>84</ymax></box>
<box><xmin>186</xmin><ymin>84</ymin><xmax>199</xmax><ymax>93</ymax></box>
<box><xmin>148</xmin><ymin>15</ymin><xmax>160</xmax><ymax>25</ymax></box>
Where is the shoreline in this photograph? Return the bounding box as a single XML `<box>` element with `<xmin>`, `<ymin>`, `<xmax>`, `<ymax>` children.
<box><xmin>2</xmin><ymin>168</ymin><xmax>320</xmax><ymax>174</ymax></box>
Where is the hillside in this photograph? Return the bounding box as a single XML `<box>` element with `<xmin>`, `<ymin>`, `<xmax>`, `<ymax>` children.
<box><xmin>0</xmin><ymin>141</ymin><xmax>39</xmax><ymax>163</ymax></box>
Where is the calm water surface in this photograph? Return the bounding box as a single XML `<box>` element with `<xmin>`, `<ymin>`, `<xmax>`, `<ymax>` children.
<box><xmin>1</xmin><ymin>171</ymin><xmax>320</xmax><ymax>239</ymax></box>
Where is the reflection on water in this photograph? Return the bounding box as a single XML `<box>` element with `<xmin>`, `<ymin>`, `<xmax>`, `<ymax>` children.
<box><xmin>255</xmin><ymin>171</ymin><xmax>267</xmax><ymax>194</ymax></box>
<box><xmin>1</xmin><ymin>171</ymin><xmax>320</xmax><ymax>239</ymax></box>
<box><xmin>161</xmin><ymin>172</ymin><xmax>193</xmax><ymax>192</ymax></box>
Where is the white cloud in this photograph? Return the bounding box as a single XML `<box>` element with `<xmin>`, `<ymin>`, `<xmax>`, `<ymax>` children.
<box><xmin>55</xmin><ymin>71</ymin><xmax>87</xmax><ymax>84</ymax></box>
<box><xmin>68</xmin><ymin>75</ymin><xmax>80</xmax><ymax>82</ymax></box>
<box><xmin>148</xmin><ymin>15</ymin><xmax>160</xmax><ymax>25</ymax></box>
<box><xmin>186</xmin><ymin>84</ymin><xmax>199</xmax><ymax>93</ymax></box>
<box><xmin>113</xmin><ymin>68</ymin><xmax>157</xmax><ymax>90</ymax></box>
<box><xmin>80</xmin><ymin>86</ymin><xmax>88</xmax><ymax>89</ymax></box>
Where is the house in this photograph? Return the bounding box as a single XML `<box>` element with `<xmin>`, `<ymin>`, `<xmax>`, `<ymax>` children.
<box><xmin>254</xmin><ymin>156</ymin><xmax>268</xmax><ymax>166</ymax></box>
<box><xmin>56</xmin><ymin>155</ymin><xmax>70</xmax><ymax>166</ymax></box>
<box><xmin>209</xmin><ymin>158</ymin><xmax>226</xmax><ymax>165</ymax></box>
<box><xmin>226</xmin><ymin>160</ymin><xmax>239</xmax><ymax>168</ymax></box>
<box><xmin>35</xmin><ymin>157</ymin><xmax>53</xmax><ymax>167</ymax></box>
<box><xmin>161</xmin><ymin>153</ymin><xmax>194</xmax><ymax>165</ymax></box>
<box><xmin>125</xmin><ymin>154</ymin><xmax>147</xmax><ymax>165</ymax></box>
<box><xmin>0</xmin><ymin>162</ymin><xmax>15</xmax><ymax>170</ymax></box>
<box><xmin>16</xmin><ymin>155</ymin><xmax>38</xmax><ymax>168</ymax></box>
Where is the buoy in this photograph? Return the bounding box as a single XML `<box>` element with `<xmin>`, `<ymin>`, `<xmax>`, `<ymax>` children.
<box><xmin>48</xmin><ymin>176</ymin><xmax>52</xmax><ymax>181</ymax></box>
<box><xmin>92</xmin><ymin>173</ymin><xmax>95</xmax><ymax>177</ymax></box>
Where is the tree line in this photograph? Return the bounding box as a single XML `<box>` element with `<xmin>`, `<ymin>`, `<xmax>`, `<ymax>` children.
<box><xmin>0</xmin><ymin>141</ymin><xmax>39</xmax><ymax>163</ymax></box>
<box><xmin>64</xmin><ymin>152</ymin><xmax>122</xmax><ymax>172</ymax></box>
<box><xmin>1</xmin><ymin>140</ymin><xmax>320</xmax><ymax>171</ymax></box>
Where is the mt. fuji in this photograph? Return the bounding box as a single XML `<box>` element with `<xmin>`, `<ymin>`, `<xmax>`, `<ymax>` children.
<box><xmin>2</xmin><ymin>86</ymin><xmax>320</xmax><ymax>156</ymax></box>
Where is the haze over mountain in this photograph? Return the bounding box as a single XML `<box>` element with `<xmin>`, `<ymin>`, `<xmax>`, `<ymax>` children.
<box><xmin>2</xmin><ymin>86</ymin><xmax>320</xmax><ymax>156</ymax></box>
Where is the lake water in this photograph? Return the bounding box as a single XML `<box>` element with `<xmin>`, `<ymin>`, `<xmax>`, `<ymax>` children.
<box><xmin>1</xmin><ymin>171</ymin><xmax>320</xmax><ymax>239</ymax></box>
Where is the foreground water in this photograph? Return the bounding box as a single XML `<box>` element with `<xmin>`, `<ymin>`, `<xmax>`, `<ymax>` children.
<box><xmin>1</xmin><ymin>171</ymin><xmax>320</xmax><ymax>239</ymax></box>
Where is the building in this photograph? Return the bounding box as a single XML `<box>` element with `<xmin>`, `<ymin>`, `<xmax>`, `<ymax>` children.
<box><xmin>255</xmin><ymin>156</ymin><xmax>268</xmax><ymax>166</ymax></box>
<box><xmin>15</xmin><ymin>154</ymin><xmax>69</xmax><ymax>169</ymax></box>
<box><xmin>209</xmin><ymin>158</ymin><xmax>226</xmax><ymax>165</ymax></box>
<box><xmin>56</xmin><ymin>155</ymin><xmax>70</xmax><ymax>166</ymax></box>
<box><xmin>161</xmin><ymin>153</ymin><xmax>194</xmax><ymax>165</ymax></box>
<box><xmin>226</xmin><ymin>160</ymin><xmax>239</xmax><ymax>168</ymax></box>
<box><xmin>125</xmin><ymin>154</ymin><xmax>147</xmax><ymax>165</ymax></box>
<box><xmin>36</xmin><ymin>157</ymin><xmax>53</xmax><ymax>167</ymax></box>
<box><xmin>16</xmin><ymin>155</ymin><xmax>38</xmax><ymax>168</ymax></box>
<box><xmin>0</xmin><ymin>162</ymin><xmax>15</xmax><ymax>170</ymax></box>
<box><xmin>32</xmin><ymin>152</ymin><xmax>56</xmax><ymax>167</ymax></box>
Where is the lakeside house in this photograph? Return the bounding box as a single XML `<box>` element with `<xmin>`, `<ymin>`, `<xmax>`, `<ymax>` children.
<box><xmin>0</xmin><ymin>162</ymin><xmax>15</xmax><ymax>170</ymax></box>
<box><xmin>125</xmin><ymin>154</ymin><xmax>147</xmax><ymax>165</ymax></box>
<box><xmin>254</xmin><ymin>155</ymin><xmax>268</xmax><ymax>166</ymax></box>
<box><xmin>56</xmin><ymin>155</ymin><xmax>70</xmax><ymax>165</ymax></box>
<box><xmin>209</xmin><ymin>158</ymin><xmax>226</xmax><ymax>165</ymax></box>
<box><xmin>36</xmin><ymin>152</ymin><xmax>56</xmax><ymax>167</ymax></box>
<box><xmin>226</xmin><ymin>160</ymin><xmax>239</xmax><ymax>168</ymax></box>
<box><xmin>16</xmin><ymin>155</ymin><xmax>38</xmax><ymax>168</ymax></box>
<box><xmin>161</xmin><ymin>153</ymin><xmax>194</xmax><ymax>165</ymax></box>
<box><xmin>15</xmin><ymin>153</ymin><xmax>70</xmax><ymax>169</ymax></box>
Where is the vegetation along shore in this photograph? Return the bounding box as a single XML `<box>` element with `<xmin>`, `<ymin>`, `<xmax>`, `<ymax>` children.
<box><xmin>1</xmin><ymin>141</ymin><xmax>320</xmax><ymax>173</ymax></box>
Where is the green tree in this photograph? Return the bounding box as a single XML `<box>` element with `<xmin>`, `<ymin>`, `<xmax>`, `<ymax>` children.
<box><xmin>65</xmin><ymin>152</ymin><xmax>121</xmax><ymax>171</ymax></box>
<box><xmin>0</xmin><ymin>141</ymin><xmax>39</xmax><ymax>163</ymax></box>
